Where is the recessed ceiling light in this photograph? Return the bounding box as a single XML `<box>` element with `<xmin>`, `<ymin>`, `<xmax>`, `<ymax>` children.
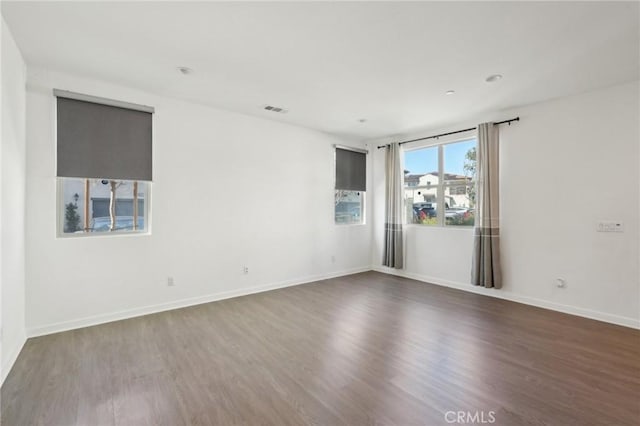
<box><xmin>485</xmin><ymin>74</ymin><xmax>503</xmax><ymax>83</ymax></box>
<box><xmin>445</xmin><ymin>90</ymin><xmax>455</xmax><ymax>95</ymax></box>
<box><xmin>177</xmin><ymin>66</ymin><xmax>193</xmax><ymax>75</ymax></box>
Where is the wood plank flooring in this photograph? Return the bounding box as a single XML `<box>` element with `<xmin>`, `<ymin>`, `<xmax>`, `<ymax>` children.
<box><xmin>2</xmin><ymin>271</ymin><xmax>639</xmax><ymax>425</ymax></box>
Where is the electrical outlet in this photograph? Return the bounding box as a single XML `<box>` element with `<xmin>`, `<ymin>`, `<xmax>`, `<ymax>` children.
<box><xmin>242</xmin><ymin>266</ymin><xmax>249</xmax><ymax>275</ymax></box>
<box><xmin>597</xmin><ymin>221</ymin><xmax>624</xmax><ymax>233</ymax></box>
<box><xmin>331</xmin><ymin>255</ymin><xmax>336</xmax><ymax>264</ymax></box>
<box><xmin>167</xmin><ymin>276</ymin><xmax>175</xmax><ymax>286</ymax></box>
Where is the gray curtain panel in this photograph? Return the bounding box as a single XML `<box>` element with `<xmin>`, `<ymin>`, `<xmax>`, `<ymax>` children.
<box><xmin>471</xmin><ymin>122</ymin><xmax>502</xmax><ymax>288</ymax></box>
<box><xmin>383</xmin><ymin>143</ymin><xmax>404</xmax><ymax>269</ymax></box>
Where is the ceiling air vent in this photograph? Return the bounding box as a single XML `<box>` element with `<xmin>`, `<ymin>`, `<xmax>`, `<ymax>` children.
<box><xmin>263</xmin><ymin>105</ymin><xmax>288</xmax><ymax>114</ymax></box>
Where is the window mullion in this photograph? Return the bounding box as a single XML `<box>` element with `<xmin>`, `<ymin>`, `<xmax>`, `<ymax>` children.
<box><xmin>84</xmin><ymin>178</ymin><xmax>90</xmax><ymax>232</ymax></box>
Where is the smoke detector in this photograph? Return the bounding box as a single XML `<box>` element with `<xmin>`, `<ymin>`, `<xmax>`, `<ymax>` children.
<box><xmin>177</xmin><ymin>67</ymin><xmax>193</xmax><ymax>75</ymax></box>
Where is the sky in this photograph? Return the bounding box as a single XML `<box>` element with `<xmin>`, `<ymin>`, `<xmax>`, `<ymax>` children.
<box><xmin>404</xmin><ymin>139</ymin><xmax>475</xmax><ymax>176</ymax></box>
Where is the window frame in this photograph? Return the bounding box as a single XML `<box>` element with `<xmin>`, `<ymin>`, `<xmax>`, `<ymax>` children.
<box><xmin>334</xmin><ymin>189</ymin><xmax>366</xmax><ymax>226</ymax></box>
<box><xmin>54</xmin><ymin>90</ymin><xmax>154</xmax><ymax>239</ymax></box>
<box><xmin>56</xmin><ymin>177</ymin><xmax>151</xmax><ymax>238</ymax></box>
<box><xmin>333</xmin><ymin>144</ymin><xmax>367</xmax><ymax>226</ymax></box>
<box><xmin>403</xmin><ymin>135</ymin><xmax>477</xmax><ymax>228</ymax></box>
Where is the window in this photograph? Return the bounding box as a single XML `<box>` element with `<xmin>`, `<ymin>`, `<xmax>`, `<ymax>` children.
<box><xmin>335</xmin><ymin>190</ymin><xmax>363</xmax><ymax>224</ymax></box>
<box><xmin>55</xmin><ymin>90</ymin><xmax>153</xmax><ymax>236</ymax></box>
<box><xmin>404</xmin><ymin>138</ymin><xmax>476</xmax><ymax>227</ymax></box>
<box><xmin>60</xmin><ymin>178</ymin><xmax>148</xmax><ymax>233</ymax></box>
<box><xmin>334</xmin><ymin>146</ymin><xmax>367</xmax><ymax>224</ymax></box>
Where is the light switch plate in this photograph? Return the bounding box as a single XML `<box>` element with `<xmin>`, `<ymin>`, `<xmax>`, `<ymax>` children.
<box><xmin>597</xmin><ymin>221</ymin><xmax>623</xmax><ymax>233</ymax></box>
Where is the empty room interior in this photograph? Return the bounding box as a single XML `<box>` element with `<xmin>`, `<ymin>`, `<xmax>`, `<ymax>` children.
<box><xmin>1</xmin><ymin>1</ymin><xmax>639</xmax><ymax>425</ymax></box>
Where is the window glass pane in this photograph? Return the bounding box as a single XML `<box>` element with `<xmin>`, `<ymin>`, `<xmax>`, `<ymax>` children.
<box><xmin>444</xmin><ymin>184</ymin><xmax>475</xmax><ymax>227</ymax></box>
<box><xmin>60</xmin><ymin>178</ymin><xmax>147</xmax><ymax>234</ymax></box>
<box><xmin>404</xmin><ymin>146</ymin><xmax>438</xmax><ymax>181</ymax></box>
<box><xmin>442</xmin><ymin>139</ymin><xmax>477</xmax><ymax>226</ymax></box>
<box><xmin>405</xmin><ymin>187</ymin><xmax>438</xmax><ymax>225</ymax></box>
<box><xmin>443</xmin><ymin>139</ymin><xmax>476</xmax><ymax>185</ymax></box>
<box><xmin>403</xmin><ymin>140</ymin><xmax>478</xmax><ymax>228</ymax></box>
<box><xmin>404</xmin><ymin>146</ymin><xmax>439</xmax><ymax>225</ymax></box>
<box><xmin>335</xmin><ymin>190</ymin><xmax>363</xmax><ymax>224</ymax></box>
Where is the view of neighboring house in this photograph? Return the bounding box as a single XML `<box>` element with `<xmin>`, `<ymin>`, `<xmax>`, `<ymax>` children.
<box><xmin>404</xmin><ymin>172</ymin><xmax>473</xmax><ymax>207</ymax></box>
<box><xmin>62</xmin><ymin>179</ymin><xmax>145</xmax><ymax>231</ymax></box>
<box><xmin>404</xmin><ymin>172</ymin><xmax>474</xmax><ymax>225</ymax></box>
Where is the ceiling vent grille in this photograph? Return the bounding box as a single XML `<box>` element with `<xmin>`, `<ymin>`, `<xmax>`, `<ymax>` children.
<box><xmin>263</xmin><ymin>105</ymin><xmax>288</xmax><ymax>114</ymax></box>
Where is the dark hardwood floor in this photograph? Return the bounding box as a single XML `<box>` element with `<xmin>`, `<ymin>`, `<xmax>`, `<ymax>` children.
<box><xmin>2</xmin><ymin>271</ymin><xmax>639</xmax><ymax>425</ymax></box>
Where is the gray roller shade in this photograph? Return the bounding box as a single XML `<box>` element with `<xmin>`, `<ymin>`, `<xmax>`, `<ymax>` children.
<box><xmin>56</xmin><ymin>93</ymin><xmax>153</xmax><ymax>181</ymax></box>
<box><xmin>335</xmin><ymin>147</ymin><xmax>366</xmax><ymax>191</ymax></box>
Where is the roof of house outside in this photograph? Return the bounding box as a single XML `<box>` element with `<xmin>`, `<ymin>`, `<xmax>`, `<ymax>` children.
<box><xmin>405</xmin><ymin>172</ymin><xmax>470</xmax><ymax>182</ymax></box>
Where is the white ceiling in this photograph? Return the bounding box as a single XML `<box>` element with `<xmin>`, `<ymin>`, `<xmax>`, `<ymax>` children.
<box><xmin>2</xmin><ymin>1</ymin><xmax>639</xmax><ymax>140</ymax></box>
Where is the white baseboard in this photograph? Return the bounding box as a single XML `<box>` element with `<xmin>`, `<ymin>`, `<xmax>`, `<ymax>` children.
<box><xmin>26</xmin><ymin>266</ymin><xmax>372</xmax><ymax>338</ymax></box>
<box><xmin>373</xmin><ymin>266</ymin><xmax>640</xmax><ymax>330</ymax></box>
<box><xmin>25</xmin><ymin>264</ymin><xmax>639</xmax><ymax>339</ymax></box>
<box><xmin>1</xmin><ymin>332</ymin><xmax>27</xmax><ymax>386</ymax></box>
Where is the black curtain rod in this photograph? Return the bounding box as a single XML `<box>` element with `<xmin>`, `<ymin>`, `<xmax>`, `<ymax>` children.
<box><xmin>376</xmin><ymin>117</ymin><xmax>520</xmax><ymax>149</ymax></box>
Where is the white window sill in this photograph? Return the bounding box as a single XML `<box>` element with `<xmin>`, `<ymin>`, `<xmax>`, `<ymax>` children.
<box><xmin>57</xmin><ymin>230</ymin><xmax>151</xmax><ymax>239</ymax></box>
<box><xmin>404</xmin><ymin>224</ymin><xmax>474</xmax><ymax>231</ymax></box>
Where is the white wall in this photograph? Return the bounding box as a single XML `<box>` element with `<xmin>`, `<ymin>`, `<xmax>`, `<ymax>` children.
<box><xmin>25</xmin><ymin>68</ymin><xmax>372</xmax><ymax>336</ymax></box>
<box><xmin>372</xmin><ymin>81</ymin><xmax>640</xmax><ymax>328</ymax></box>
<box><xmin>17</xmin><ymin>61</ymin><xmax>640</xmax><ymax>343</ymax></box>
<box><xmin>1</xmin><ymin>18</ymin><xmax>27</xmax><ymax>384</ymax></box>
